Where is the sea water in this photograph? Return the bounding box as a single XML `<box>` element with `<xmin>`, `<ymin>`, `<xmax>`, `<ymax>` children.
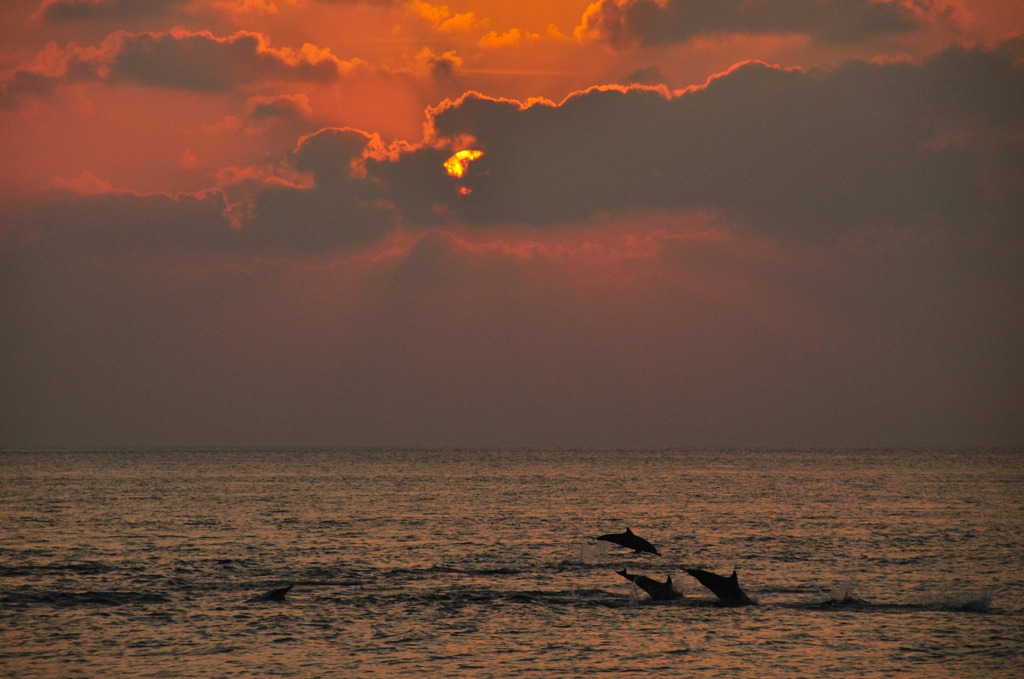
<box><xmin>1</xmin><ymin>448</ymin><xmax>1021</xmax><ymax>677</ymax></box>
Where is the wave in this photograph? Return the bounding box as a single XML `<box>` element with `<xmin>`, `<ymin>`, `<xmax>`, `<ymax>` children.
<box><xmin>0</xmin><ymin>555</ymin><xmax>998</xmax><ymax>617</ymax></box>
<box><xmin>0</xmin><ymin>561</ymin><xmax>115</xmax><ymax>577</ymax></box>
<box><xmin>783</xmin><ymin>582</ymin><xmax>995</xmax><ymax>613</ymax></box>
<box><xmin>0</xmin><ymin>588</ymin><xmax>170</xmax><ymax>607</ymax></box>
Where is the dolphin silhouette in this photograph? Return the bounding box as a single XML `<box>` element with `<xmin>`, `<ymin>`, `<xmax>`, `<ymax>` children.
<box><xmin>616</xmin><ymin>568</ymin><xmax>681</xmax><ymax>601</ymax></box>
<box><xmin>685</xmin><ymin>568</ymin><xmax>753</xmax><ymax>605</ymax></box>
<box><xmin>596</xmin><ymin>528</ymin><xmax>660</xmax><ymax>555</ymax></box>
<box><xmin>248</xmin><ymin>584</ymin><xmax>293</xmax><ymax>602</ymax></box>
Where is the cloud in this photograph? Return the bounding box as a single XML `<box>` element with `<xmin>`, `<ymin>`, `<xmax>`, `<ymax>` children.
<box><xmin>34</xmin><ymin>0</ymin><xmax>187</xmax><ymax>22</ymax></box>
<box><xmin>246</xmin><ymin>92</ymin><xmax>314</xmax><ymax>123</ymax></box>
<box><xmin>623</xmin><ymin>65</ymin><xmax>671</xmax><ymax>86</ymax></box>
<box><xmin>576</xmin><ymin>0</ymin><xmax>924</xmax><ymax>47</ymax></box>
<box><xmin>21</xmin><ymin>185</ymin><xmax>238</xmax><ymax>251</ymax></box>
<box><xmin>202</xmin><ymin>94</ymin><xmax>318</xmax><ymax>140</ymax></box>
<box><xmin>478</xmin><ymin>28</ymin><xmax>541</xmax><ymax>50</ymax></box>
<box><xmin>204</xmin><ymin>93</ymin><xmax>319</xmax><ymax>139</ymax></box>
<box><xmin>105</xmin><ymin>29</ymin><xmax>350</xmax><ymax>91</ymax></box>
<box><xmin>33</xmin><ymin>0</ymin><xmax>398</xmax><ymax>22</ymax></box>
<box><xmin>410</xmin><ymin>47</ymin><xmax>463</xmax><ymax>84</ymax></box>
<box><xmin>180</xmin><ymin>150</ymin><xmax>200</xmax><ymax>168</ymax></box>
<box><xmin>18</xmin><ymin>129</ymin><xmax>400</xmax><ymax>254</ymax></box>
<box><xmin>0</xmin><ymin>69</ymin><xmax>63</xmax><ymax>106</ymax></box>
<box><xmin>13</xmin><ymin>163</ymin><xmax>385</xmax><ymax>254</ymax></box>
<box><xmin>209</xmin><ymin>0</ymin><xmax>292</xmax><ymax>16</ymax></box>
<box><xmin>6</xmin><ymin>40</ymin><xmax>1022</xmax><ymax>253</ymax></box>
<box><xmin>368</xmin><ymin>39</ymin><xmax>1023</xmax><ymax>242</ymax></box>
<box><xmin>407</xmin><ymin>1</ymin><xmax>486</xmax><ymax>34</ymax></box>
<box><xmin>4</xmin><ymin>128</ymin><xmax>392</xmax><ymax>254</ymax></box>
<box><xmin>1</xmin><ymin>29</ymin><xmax>359</xmax><ymax>106</ymax></box>
<box><xmin>222</xmin><ymin>127</ymin><xmax>399</xmax><ymax>249</ymax></box>
<box><xmin>49</xmin><ymin>170</ymin><xmax>115</xmax><ymax>194</ymax></box>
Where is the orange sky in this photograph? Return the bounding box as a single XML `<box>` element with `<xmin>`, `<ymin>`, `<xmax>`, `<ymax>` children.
<box><xmin>1</xmin><ymin>1</ymin><xmax>1022</xmax><ymax>447</ymax></box>
<box><xmin>2</xmin><ymin>0</ymin><xmax>1020</xmax><ymax>195</ymax></box>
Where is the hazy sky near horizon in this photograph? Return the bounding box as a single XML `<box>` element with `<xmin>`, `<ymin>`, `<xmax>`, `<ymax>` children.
<box><xmin>1</xmin><ymin>0</ymin><xmax>1022</xmax><ymax>448</ymax></box>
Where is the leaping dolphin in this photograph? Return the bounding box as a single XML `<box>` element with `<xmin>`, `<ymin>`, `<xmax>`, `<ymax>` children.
<box><xmin>616</xmin><ymin>568</ymin><xmax>681</xmax><ymax>601</ymax></box>
<box><xmin>596</xmin><ymin>528</ymin><xmax>660</xmax><ymax>555</ymax></box>
<box><xmin>685</xmin><ymin>568</ymin><xmax>753</xmax><ymax>605</ymax></box>
<box><xmin>248</xmin><ymin>584</ymin><xmax>293</xmax><ymax>602</ymax></box>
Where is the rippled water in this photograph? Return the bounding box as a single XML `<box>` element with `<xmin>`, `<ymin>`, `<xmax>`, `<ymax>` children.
<box><xmin>1</xmin><ymin>448</ymin><xmax>1022</xmax><ymax>676</ymax></box>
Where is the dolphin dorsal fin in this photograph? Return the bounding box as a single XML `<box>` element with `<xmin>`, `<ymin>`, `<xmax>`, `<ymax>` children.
<box><xmin>729</xmin><ymin>570</ymin><xmax>738</xmax><ymax>581</ymax></box>
<box><xmin>626</xmin><ymin>527</ymin><xmax>634</xmax><ymax>534</ymax></box>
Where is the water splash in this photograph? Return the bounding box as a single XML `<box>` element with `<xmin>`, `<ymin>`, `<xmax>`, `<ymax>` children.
<box><xmin>814</xmin><ymin>580</ymin><xmax>867</xmax><ymax>607</ymax></box>
<box><xmin>627</xmin><ymin>580</ymin><xmax>641</xmax><ymax>607</ymax></box>
<box><xmin>827</xmin><ymin>580</ymin><xmax>859</xmax><ymax>604</ymax></box>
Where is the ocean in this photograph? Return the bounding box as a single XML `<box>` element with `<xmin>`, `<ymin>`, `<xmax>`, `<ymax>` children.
<box><xmin>1</xmin><ymin>448</ymin><xmax>1021</xmax><ymax>677</ymax></box>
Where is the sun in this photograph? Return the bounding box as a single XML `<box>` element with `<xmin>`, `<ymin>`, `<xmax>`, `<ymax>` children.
<box><xmin>443</xmin><ymin>149</ymin><xmax>484</xmax><ymax>178</ymax></box>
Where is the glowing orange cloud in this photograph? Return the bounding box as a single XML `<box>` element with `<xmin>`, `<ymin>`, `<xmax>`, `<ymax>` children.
<box><xmin>443</xmin><ymin>149</ymin><xmax>484</xmax><ymax>178</ymax></box>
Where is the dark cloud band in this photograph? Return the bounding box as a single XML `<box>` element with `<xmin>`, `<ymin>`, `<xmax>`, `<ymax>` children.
<box><xmin>6</xmin><ymin>40</ymin><xmax>1022</xmax><ymax>253</ymax></box>
<box><xmin>578</xmin><ymin>0</ymin><xmax>923</xmax><ymax>47</ymax></box>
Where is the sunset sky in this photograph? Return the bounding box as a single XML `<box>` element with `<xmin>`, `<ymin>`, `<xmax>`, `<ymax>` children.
<box><xmin>1</xmin><ymin>0</ymin><xmax>1022</xmax><ymax>448</ymax></box>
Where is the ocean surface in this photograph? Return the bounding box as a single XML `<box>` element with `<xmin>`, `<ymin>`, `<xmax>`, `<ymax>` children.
<box><xmin>1</xmin><ymin>448</ymin><xmax>1021</xmax><ymax>677</ymax></box>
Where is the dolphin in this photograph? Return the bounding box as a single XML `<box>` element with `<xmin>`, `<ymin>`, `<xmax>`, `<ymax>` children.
<box><xmin>596</xmin><ymin>528</ymin><xmax>660</xmax><ymax>555</ymax></box>
<box><xmin>248</xmin><ymin>584</ymin><xmax>293</xmax><ymax>602</ymax></box>
<box><xmin>616</xmin><ymin>568</ymin><xmax>681</xmax><ymax>601</ymax></box>
<box><xmin>684</xmin><ymin>568</ymin><xmax>753</xmax><ymax>605</ymax></box>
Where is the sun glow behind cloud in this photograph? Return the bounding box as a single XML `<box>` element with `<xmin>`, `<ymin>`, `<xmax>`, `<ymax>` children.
<box><xmin>443</xmin><ymin>149</ymin><xmax>485</xmax><ymax>178</ymax></box>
